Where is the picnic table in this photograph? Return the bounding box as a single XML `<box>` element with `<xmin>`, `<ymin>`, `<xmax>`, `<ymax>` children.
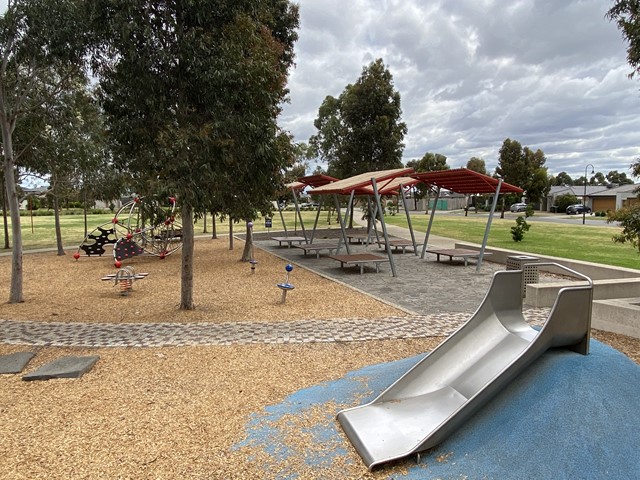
<box><xmin>425</xmin><ymin>248</ymin><xmax>491</xmax><ymax>267</ymax></box>
<box><xmin>294</xmin><ymin>242</ymin><xmax>340</xmax><ymax>259</ymax></box>
<box><xmin>271</xmin><ymin>236</ymin><xmax>306</xmax><ymax>248</ymax></box>
<box><xmin>376</xmin><ymin>238</ymin><xmax>423</xmax><ymax>254</ymax></box>
<box><xmin>346</xmin><ymin>234</ymin><xmax>371</xmax><ymax>245</ymax></box>
<box><xmin>328</xmin><ymin>253</ymin><xmax>389</xmax><ymax>275</ymax></box>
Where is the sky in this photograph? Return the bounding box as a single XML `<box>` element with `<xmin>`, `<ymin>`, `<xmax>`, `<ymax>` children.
<box><xmin>3</xmin><ymin>0</ymin><xmax>639</xmax><ymax>183</ymax></box>
<box><xmin>278</xmin><ymin>0</ymin><xmax>640</xmax><ymax>180</ymax></box>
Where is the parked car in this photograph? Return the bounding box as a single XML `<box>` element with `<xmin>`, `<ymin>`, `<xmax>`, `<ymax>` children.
<box><xmin>566</xmin><ymin>204</ymin><xmax>591</xmax><ymax>215</ymax></box>
<box><xmin>509</xmin><ymin>202</ymin><xmax>528</xmax><ymax>212</ymax></box>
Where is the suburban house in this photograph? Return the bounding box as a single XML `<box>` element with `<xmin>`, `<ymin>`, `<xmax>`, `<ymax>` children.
<box><xmin>543</xmin><ymin>184</ymin><xmax>639</xmax><ymax>213</ymax></box>
<box><xmin>589</xmin><ymin>183</ymin><xmax>639</xmax><ymax>212</ymax></box>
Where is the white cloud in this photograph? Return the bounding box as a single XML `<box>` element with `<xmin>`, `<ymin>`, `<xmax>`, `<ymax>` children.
<box><xmin>280</xmin><ymin>0</ymin><xmax>640</xmax><ymax>179</ymax></box>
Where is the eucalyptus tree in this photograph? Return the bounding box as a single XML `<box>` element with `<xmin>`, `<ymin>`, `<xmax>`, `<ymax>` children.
<box><xmin>89</xmin><ymin>0</ymin><xmax>299</xmax><ymax>310</ymax></box>
<box><xmin>552</xmin><ymin>171</ymin><xmax>574</xmax><ymax>186</ymax></box>
<box><xmin>0</xmin><ymin>0</ymin><xmax>90</xmax><ymax>303</ymax></box>
<box><xmin>406</xmin><ymin>152</ymin><xmax>449</xmax><ymax>212</ymax></box>
<box><xmin>16</xmin><ymin>78</ymin><xmax>112</xmax><ymax>254</ymax></box>
<box><xmin>310</xmin><ymin>58</ymin><xmax>406</xmax><ymax>178</ymax></box>
<box><xmin>495</xmin><ymin>138</ymin><xmax>550</xmax><ymax>205</ymax></box>
<box><xmin>466</xmin><ymin>157</ymin><xmax>487</xmax><ymax>175</ymax></box>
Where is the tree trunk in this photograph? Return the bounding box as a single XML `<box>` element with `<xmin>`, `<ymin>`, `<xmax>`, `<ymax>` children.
<box><xmin>2</xmin><ymin>121</ymin><xmax>24</xmax><ymax>303</ymax></box>
<box><xmin>202</xmin><ymin>212</ymin><xmax>207</xmax><ymax>233</ymax></box>
<box><xmin>83</xmin><ymin>190</ymin><xmax>88</xmax><ymax>238</ymax></box>
<box><xmin>179</xmin><ymin>203</ymin><xmax>195</xmax><ymax>310</ymax></box>
<box><xmin>2</xmin><ymin>180</ymin><xmax>9</xmax><ymax>249</ymax></box>
<box><xmin>211</xmin><ymin>212</ymin><xmax>217</xmax><ymax>239</ymax></box>
<box><xmin>228</xmin><ymin>218</ymin><xmax>233</xmax><ymax>250</ymax></box>
<box><xmin>53</xmin><ymin>193</ymin><xmax>65</xmax><ymax>256</ymax></box>
<box><xmin>241</xmin><ymin>221</ymin><xmax>252</xmax><ymax>261</ymax></box>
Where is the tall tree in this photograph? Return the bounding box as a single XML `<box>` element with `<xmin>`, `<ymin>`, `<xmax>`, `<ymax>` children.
<box><xmin>310</xmin><ymin>58</ymin><xmax>406</xmax><ymax>178</ymax></box>
<box><xmin>551</xmin><ymin>171</ymin><xmax>574</xmax><ymax>186</ymax></box>
<box><xmin>466</xmin><ymin>157</ymin><xmax>487</xmax><ymax>175</ymax></box>
<box><xmin>90</xmin><ymin>0</ymin><xmax>299</xmax><ymax>310</ymax></box>
<box><xmin>1</xmin><ymin>0</ymin><xmax>90</xmax><ymax>303</ymax></box>
<box><xmin>606</xmin><ymin>170</ymin><xmax>634</xmax><ymax>185</ymax></box>
<box><xmin>608</xmin><ymin>1</ymin><xmax>640</xmax><ymax>185</ymax></box>
<box><xmin>16</xmin><ymin>76</ymin><xmax>107</xmax><ymax>255</ymax></box>
<box><xmin>406</xmin><ymin>152</ymin><xmax>449</xmax><ymax>211</ymax></box>
<box><xmin>495</xmin><ymin>138</ymin><xmax>550</xmax><ymax>205</ymax></box>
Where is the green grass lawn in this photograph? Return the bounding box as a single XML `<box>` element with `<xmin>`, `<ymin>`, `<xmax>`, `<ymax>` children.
<box><xmin>2</xmin><ymin>209</ymin><xmax>639</xmax><ymax>271</ymax></box>
<box><xmin>0</xmin><ymin>210</ymin><xmax>338</xmax><ymax>251</ymax></box>
<box><xmin>384</xmin><ymin>213</ymin><xmax>640</xmax><ymax>270</ymax></box>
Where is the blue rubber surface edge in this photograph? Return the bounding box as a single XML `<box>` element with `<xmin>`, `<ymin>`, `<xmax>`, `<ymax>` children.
<box><xmin>234</xmin><ymin>340</ymin><xmax>640</xmax><ymax>479</ymax></box>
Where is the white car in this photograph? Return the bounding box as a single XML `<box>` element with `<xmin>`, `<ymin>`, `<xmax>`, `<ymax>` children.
<box><xmin>510</xmin><ymin>202</ymin><xmax>528</xmax><ymax>212</ymax></box>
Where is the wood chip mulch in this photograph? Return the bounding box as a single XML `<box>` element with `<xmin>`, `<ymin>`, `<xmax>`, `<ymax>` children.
<box><xmin>0</xmin><ymin>236</ymin><xmax>638</xmax><ymax>479</ymax></box>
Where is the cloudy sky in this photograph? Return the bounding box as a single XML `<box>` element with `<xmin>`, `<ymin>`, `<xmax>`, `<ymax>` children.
<box><xmin>279</xmin><ymin>0</ymin><xmax>640</xmax><ymax>180</ymax></box>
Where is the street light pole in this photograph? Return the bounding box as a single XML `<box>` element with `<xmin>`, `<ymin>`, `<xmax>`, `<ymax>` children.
<box><xmin>583</xmin><ymin>163</ymin><xmax>594</xmax><ymax>225</ymax></box>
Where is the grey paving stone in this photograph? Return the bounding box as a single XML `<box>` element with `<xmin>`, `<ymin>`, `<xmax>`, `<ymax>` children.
<box><xmin>22</xmin><ymin>355</ymin><xmax>100</xmax><ymax>381</ymax></box>
<box><xmin>0</xmin><ymin>351</ymin><xmax>35</xmax><ymax>374</ymax></box>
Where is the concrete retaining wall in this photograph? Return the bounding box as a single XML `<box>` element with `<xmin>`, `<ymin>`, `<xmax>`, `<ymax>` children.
<box><xmin>455</xmin><ymin>242</ymin><xmax>640</xmax><ymax>280</ymax></box>
<box><xmin>525</xmin><ymin>278</ymin><xmax>640</xmax><ymax>307</ymax></box>
<box><xmin>592</xmin><ymin>298</ymin><xmax>640</xmax><ymax>339</ymax></box>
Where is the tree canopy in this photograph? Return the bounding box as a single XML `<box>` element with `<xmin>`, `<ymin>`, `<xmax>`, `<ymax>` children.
<box><xmin>90</xmin><ymin>0</ymin><xmax>299</xmax><ymax>309</ymax></box>
<box><xmin>495</xmin><ymin>138</ymin><xmax>550</xmax><ymax>204</ymax></box>
<box><xmin>1</xmin><ymin>0</ymin><xmax>91</xmax><ymax>303</ymax></box>
<box><xmin>309</xmin><ymin>58</ymin><xmax>406</xmax><ymax>178</ymax></box>
<box><xmin>466</xmin><ymin>157</ymin><xmax>487</xmax><ymax>175</ymax></box>
<box><xmin>608</xmin><ymin>1</ymin><xmax>640</xmax><ymax>183</ymax></box>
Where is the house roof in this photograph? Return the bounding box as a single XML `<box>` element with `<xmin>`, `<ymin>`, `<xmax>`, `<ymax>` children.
<box><xmin>590</xmin><ymin>183</ymin><xmax>639</xmax><ymax>197</ymax></box>
<box><xmin>411</xmin><ymin>168</ymin><xmax>523</xmax><ymax>194</ymax></box>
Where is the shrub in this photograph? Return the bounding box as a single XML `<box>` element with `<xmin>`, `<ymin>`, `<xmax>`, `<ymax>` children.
<box><xmin>555</xmin><ymin>193</ymin><xmax>579</xmax><ymax>212</ymax></box>
<box><xmin>511</xmin><ymin>217</ymin><xmax>530</xmax><ymax>241</ymax></box>
<box><xmin>608</xmin><ymin>205</ymin><xmax>640</xmax><ymax>254</ymax></box>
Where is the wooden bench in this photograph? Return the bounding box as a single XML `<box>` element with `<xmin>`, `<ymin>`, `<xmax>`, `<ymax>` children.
<box><xmin>294</xmin><ymin>242</ymin><xmax>340</xmax><ymax>259</ymax></box>
<box><xmin>346</xmin><ymin>234</ymin><xmax>371</xmax><ymax>245</ymax></box>
<box><xmin>271</xmin><ymin>236</ymin><xmax>306</xmax><ymax>248</ymax></box>
<box><xmin>376</xmin><ymin>239</ymin><xmax>423</xmax><ymax>254</ymax></box>
<box><xmin>329</xmin><ymin>253</ymin><xmax>389</xmax><ymax>274</ymax></box>
<box><xmin>425</xmin><ymin>248</ymin><xmax>492</xmax><ymax>267</ymax></box>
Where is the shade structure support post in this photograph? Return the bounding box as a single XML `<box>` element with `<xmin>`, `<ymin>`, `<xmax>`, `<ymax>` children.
<box><xmin>421</xmin><ymin>186</ymin><xmax>441</xmax><ymax>259</ymax></box>
<box><xmin>365</xmin><ymin>196</ymin><xmax>382</xmax><ymax>246</ymax></box>
<box><xmin>372</xmin><ymin>178</ymin><xmax>397</xmax><ymax>277</ymax></box>
<box><xmin>310</xmin><ymin>196</ymin><xmax>323</xmax><ymax>244</ymax></box>
<box><xmin>344</xmin><ymin>190</ymin><xmax>356</xmax><ymax>233</ymax></box>
<box><xmin>291</xmin><ymin>188</ymin><xmax>308</xmax><ymax>243</ymax></box>
<box><xmin>277</xmin><ymin>201</ymin><xmax>288</xmax><ymax>235</ymax></box>
<box><xmin>476</xmin><ymin>179</ymin><xmax>502</xmax><ymax>272</ymax></box>
<box><xmin>333</xmin><ymin>193</ymin><xmax>351</xmax><ymax>255</ymax></box>
<box><xmin>399</xmin><ymin>183</ymin><xmax>418</xmax><ymax>255</ymax></box>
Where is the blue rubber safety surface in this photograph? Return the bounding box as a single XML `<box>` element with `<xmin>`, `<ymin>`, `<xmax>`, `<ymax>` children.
<box><xmin>235</xmin><ymin>340</ymin><xmax>640</xmax><ymax>479</ymax></box>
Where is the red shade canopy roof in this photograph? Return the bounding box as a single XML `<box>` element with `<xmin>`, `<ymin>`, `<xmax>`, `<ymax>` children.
<box><xmin>309</xmin><ymin>168</ymin><xmax>414</xmax><ymax>195</ymax></box>
<box><xmin>411</xmin><ymin>168</ymin><xmax>523</xmax><ymax>194</ymax></box>
<box><xmin>286</xmin><ymin>174</ymin><xmax>340</xmax><ymax>192</ymax></box>
<box><xmin>358</xmin><ymin>176</ymin><xmax>421</xmax><ymax>195</ymax></box>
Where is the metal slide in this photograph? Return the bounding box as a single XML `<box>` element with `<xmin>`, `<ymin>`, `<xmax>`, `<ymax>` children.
<box><xmin>337</xmin><ymin>263</ymin><xmax>593</xmax><ymax>470</ymax></box>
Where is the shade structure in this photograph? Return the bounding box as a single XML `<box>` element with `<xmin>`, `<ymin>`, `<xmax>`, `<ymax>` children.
<box><xmin>358</xmin><ymin>176</ymin><xmax>421</xmax><ymax>195</ymax></box>
<box><xmin>309</xmin><ymin>168</ymin><xmax>414</xmax><ymax>196</ymax></box>
<box><xmin>411</xmin><ymin>168</ymin><xmax>523</xmax><ymax>195</ymax></box>
<box><xmin>280</xmin><ymin>174</ymin><xmax>341</xmax><ymax>244</ymax></box>
<box><xmin>296</xmin><ymin>174</ymin><xmax>340</xmax><ymax>189</ymax></box>
<box><xmin>307</xmin><ymin>168</ymin><xmax>416</xmax><ymax>277</ymax></box>
<box><xmin>411</xmin><ymin>168</ymin><xmax>524</xmax><ymax>271</ymax></box>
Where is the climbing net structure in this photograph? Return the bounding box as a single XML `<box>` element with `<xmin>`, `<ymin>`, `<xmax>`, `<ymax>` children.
<box><xmin>75</xmin><ymin>196</ymin><xmax>183</xmax><ymax>264</ymax></box>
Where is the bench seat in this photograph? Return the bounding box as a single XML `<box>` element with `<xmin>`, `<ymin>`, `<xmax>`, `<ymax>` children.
<box><xmin>329</xmin><ymin>253</ymin><xmax>389</xmax><ymax>274</ymax></box>
<box><xmin>425</xmin><ymin>248</ymin><xmax>492</xmax><ymax>267</ymax></box>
